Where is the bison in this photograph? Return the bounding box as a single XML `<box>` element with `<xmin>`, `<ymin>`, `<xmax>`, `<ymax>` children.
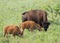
<box><xmin>19</xmin><ymin>21</ymin><xmax>42</xmax><ymax>35</ymax></box>
<box><xmin>22</xmin><ymin>10</ymin><xmax>50</xmax><ymax>31</ymax></box>
<box><xmin>3</xmin><ymin>25</ymin><xmax>22</xmax><ymax>37</ymax></box>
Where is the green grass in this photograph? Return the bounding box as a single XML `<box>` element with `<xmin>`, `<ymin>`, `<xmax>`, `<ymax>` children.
<box><xmin>0</xmin><ymin>0</ymin><xmax>60</xmax><ymax>43</ymax></box>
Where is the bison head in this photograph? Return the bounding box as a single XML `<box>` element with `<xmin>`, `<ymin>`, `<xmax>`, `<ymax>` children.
<box><xmin>43</xmin><ymin>22</ymin><xmax>50</xmax><ymax>31</ymax></box>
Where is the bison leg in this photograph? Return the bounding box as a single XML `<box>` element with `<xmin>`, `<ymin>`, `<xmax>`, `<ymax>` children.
<box><xmin>12</xmin><ymin>31</ymin><xmax>16</xmax><ymax>37</ymax></box>
<box><xmin>38</xmin><ymin>28</ymin><xmax>40</xmax><ymax>31</ymax></box>
<box><xmin>4</xmin><ymin>31</ymin><xmax>8</xmax><ymax>37</ymax></box>
<box><xmin>12</xmin><ymin>34</ymin><xmax>15</xmax><ymax>37</ymax></box>
<box><xmin>37</xmin><ymin>26</ymin><xmax>42</xmax><ymax>31</ymax></box>
<box><xmin>38</xmin><ymin>28</ymin><xmax>42</xmax><ymax>31</ymax></box>
<box><xmin>12</xmin><ymin>32</ymin><xmax>16</xmax><ymax>37</ymax></box>
<box><xmin>4</xmin><ymin>33</ymin><xmax>6</xmax><ymax>37</ymax></box>
<box><xmin>29</xmin><ymin>27</ymin><xmax>34</xmax><ymax>32</ymax></box>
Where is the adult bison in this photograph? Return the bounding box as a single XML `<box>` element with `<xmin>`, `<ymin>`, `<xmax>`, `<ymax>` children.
<box><xmin>22</xmin><ymin>10</ymin><xmax>50</xmax><ymax>31</ymax></box>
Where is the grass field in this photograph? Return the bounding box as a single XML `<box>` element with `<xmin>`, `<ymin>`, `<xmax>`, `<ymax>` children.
<box><xmin>0</xmin><ymin>0</ymin><xmax>60</xmax><ymax>43</ymax></box>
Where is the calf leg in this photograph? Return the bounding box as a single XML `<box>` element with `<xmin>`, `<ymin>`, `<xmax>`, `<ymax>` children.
<box><xmin>29</xmin><ymin>27</ymin><xmax>34</xmax><ymax>32</ymax></box>
<box><xmin>12</xmin><ymin>32</ymin><xmax>15</xmax><ymax>37</ymax></box>
<box><xmin>4</xmin><ymin>31</ymin><xmax>8</xmax><ymax>37</ymax></box>
<box><xmin>38</xmin><ymin>28</ymin><xmax>41</xmax><ymax>31</ymax></box>
<box><xmin>12</xmin><ymin>34</ymin><xmax>15</xmax><ymax>37</ymax></box>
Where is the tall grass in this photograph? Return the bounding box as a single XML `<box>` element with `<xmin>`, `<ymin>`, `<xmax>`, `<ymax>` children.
<box><xmin>0</xmin><ymin>0</ymin><xmax>60</xmax><ymax>43</ymax></box>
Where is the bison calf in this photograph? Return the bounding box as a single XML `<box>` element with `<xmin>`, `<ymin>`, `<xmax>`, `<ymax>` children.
<box><xmin>19</xmin><ymin>21</ymin><xmax>42</xmax><ymax>35</ymax></box>
<box><xmin>3</xmin><ymin>25</ymin><xmax>21</xmax><ymax>37</ymax></box>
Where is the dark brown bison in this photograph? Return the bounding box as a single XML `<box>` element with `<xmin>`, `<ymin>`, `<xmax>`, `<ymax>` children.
<box><xmin>22</xmin><ymin>10</ymin><xmax>50</xmax><ymax>31</ymax></box>
<box><xmin>19</xmin><ymin>21</ymin><xmax>42</xmax><ymax>35</ymax></box>
<box><xmin>3</xmin><ymin>25</ymin><xmax>22</xmax><ymax>37</ymax></box>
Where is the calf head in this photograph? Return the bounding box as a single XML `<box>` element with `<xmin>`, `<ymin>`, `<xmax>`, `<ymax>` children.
<box><xmin>15</xmin><ymin>26</ymin><xmax>23</xmax><ymax>37</ymax></box>
<box><xmin>36</xmin><ymin>24</ymin><xmax>42</xmax><ymax>31</ymax></box>
<box><xmin>18</xmin><ymin>24</ymin><xmax>24</xmax><ymax>36</ymax></box>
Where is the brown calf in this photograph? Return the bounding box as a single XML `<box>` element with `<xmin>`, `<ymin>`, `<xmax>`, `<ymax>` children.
<box><xmin>19</xmin><ymin>21</ymin><xmax>42</xmax><ymax>35</ymax></box>
<box><xmin>3</xmin><ymin>25</ymin><xmax>21</xmax><ymax>37</ymax></box>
